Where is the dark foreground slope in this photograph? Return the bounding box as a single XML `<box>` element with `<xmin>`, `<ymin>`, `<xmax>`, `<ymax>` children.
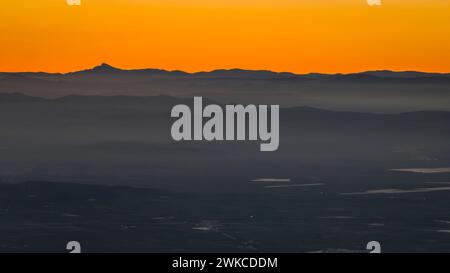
<box><xmin>1</xmin><ymin>181</ymin><xmax>450</xmax><ymax>252</ymax></box>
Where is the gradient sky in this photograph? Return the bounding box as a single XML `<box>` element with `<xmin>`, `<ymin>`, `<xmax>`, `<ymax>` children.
<box><xmin>1</xmin><ymin>0</ymin><xmax>449</xmax><ymax>73</ymax></box>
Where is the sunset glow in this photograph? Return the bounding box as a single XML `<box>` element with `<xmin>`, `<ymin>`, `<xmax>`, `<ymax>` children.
<box><xmin>1</xmin><ymin>0</ymin><xmax>449</xmax><ymax>73</ymax></box>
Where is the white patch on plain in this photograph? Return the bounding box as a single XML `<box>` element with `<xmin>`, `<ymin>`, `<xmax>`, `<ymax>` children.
<box><xmin>437</xmin><ymin>230</ymin><xmax>450</xmax><ymax>234</ymax></box>
<box><xmin>192</xmin><ymin>220</ymin><xmax>220</xmax><ymax>232</ymax></box>
<box><xmin>368</xmin><ymin>223</ymin><xmax>385</xmax><ymax>227</ymax></box>
<box><xmin>434</xmin><ymin>220</ymin><xmax>450</xmax><ymax>224</ymax></box>
<box><xmin>319</xmin><ymin>216</ymin><xmax>354</xmax><ymax>219</ymax></box>
<box><xmin>341</xmin><ymin>187</ymin><xmax>450</xmax><ymax>195</ymax></box>
<box><xmin>192</xmin><ymin>227</ymin><xmax>213</xmax><ymax>231</ymax></box>
<box><xmin>264</xmin><ymin>183</ymin><xmax>323</xmax><ymax>188</ymax></box>
<box><xmin>61</xmin><ymin>213</ymin><xmax>79</xmax><ymax>218</ymax></box>
<box><xmin>390</xmin><ymin>167</ymin><xmax>450</xmax><ymax>174</ymax></box>
<box><xmin>250</xmin><ymin>178</ymin><xmax>291</xmax><ymax>182</ymax></box>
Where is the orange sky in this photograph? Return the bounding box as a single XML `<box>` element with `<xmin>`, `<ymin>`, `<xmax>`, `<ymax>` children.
<box><xmin>1</xmin><ymin>0</ymin><xmax>449</xmax><ymax>73</ymax></box>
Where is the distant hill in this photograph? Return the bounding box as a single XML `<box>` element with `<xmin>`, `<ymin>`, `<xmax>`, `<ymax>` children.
<box><xmin>2</xmin><ymin>92</ymin><xmax>450</xmax><ymax>118</ymax></box>
<box><xmin>363</xmin><ymin>70</ymin><xmax>450</xmax><ymax>79</ymax></box>
<box><xmin>0</xmin><ymin>93</ymin><xmax>210</xmax><ymax>107</ymax></box>
<box><xmin>328</xmin><ymin>73</ymin><xmax>450</xmax><ymax>84</ymax></box>
<box><xmin>68</xmin><ymin>63</ymin><xmax>189</xmax><ymax>78</ymax></box>
<box><xmin>0</xmin><ymin>92</ymin><xmax>47</xmax><ymax>103</ymax></box>
<box><xmin>55</xmin><ymin>94</ymin><xmax>192</xmax><ymax>106</ymax></box>
<box><xmin>0</xmin><ymin>74</ymin><xmax>57</xmax><ymax>85</ymax></box>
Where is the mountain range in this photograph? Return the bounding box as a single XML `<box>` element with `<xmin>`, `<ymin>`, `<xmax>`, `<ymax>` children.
<box><xmin>1</xmin><ymin>63</ymin><xmax>450</xmax><ymax>113</ymax></box>
<box><xmin>2</xmin><ymin>63</ymin><xmax>450</xmax><ymax>80</ymax></box>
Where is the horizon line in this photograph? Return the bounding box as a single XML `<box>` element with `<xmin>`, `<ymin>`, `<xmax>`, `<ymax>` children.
<box><xmin>1</xmin><ymin>63</ymin><xmax>450</xmax><ymax>76</ymax></box>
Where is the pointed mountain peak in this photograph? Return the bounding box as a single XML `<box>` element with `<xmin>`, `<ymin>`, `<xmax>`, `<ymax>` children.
<box><xmin>92</xmin><ymin>63</ymin><xmax>121</xmax><ymax>72</ymax></box>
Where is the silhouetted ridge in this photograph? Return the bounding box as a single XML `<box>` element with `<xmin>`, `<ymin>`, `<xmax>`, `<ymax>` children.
<box><xmin>0</xmin><ymin>74</ymin><xmax>54</xmax><ymax>84</ymax></box>
<box><xmin>55</xmin><ymin>94</ymin><xmax>187</xmax><ymax>105</ymax></box>
<box><xmin>328</xmin><ymin>73</ymin><xmax>450</xmax><ymax>84</ymax></box>
<box><xmin>192</xmin><ymin>69</ymin><xmax>303</xmax><ymax>79</ymax></box>
<box><xmin>363</xmin><ymin>70</ymin><xmax>450</xmax><ymax>78</ymax></box>
<box><xmin>92</xmin><ymin>63</ymin><xmax>122</xmax><ymax>72</ymax></box>
<box><xmin>328</xmin><ymin>73</ymin><xmax>382</xmax><ymax>83</ymax></box>
<box><xmin>0</xmin><ymin>93</ymin><xmax>46</xmax><ymax>103</ymax></box>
